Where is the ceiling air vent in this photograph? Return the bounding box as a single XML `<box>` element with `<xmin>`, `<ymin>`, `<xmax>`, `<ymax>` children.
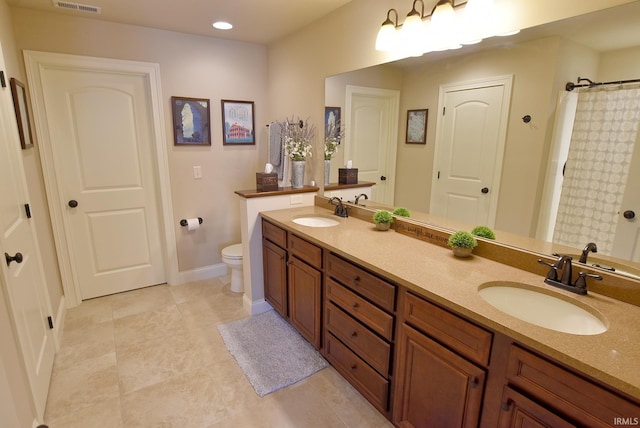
<box><xmin>52</xmin><ymin>1</ymin><xmax>101</xmax><ymax>14</ymax></box>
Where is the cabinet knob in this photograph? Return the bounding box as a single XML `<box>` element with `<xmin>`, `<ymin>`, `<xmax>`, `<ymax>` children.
<box><xmin>353</xmin><ymin>275</ymin><xmax>360</xmax><ymax>283</ymax></box>
<box><xmin>352</xmin><ymin>302</ymin><xmax>359</xmax><ymax>309</ymax></box>
<box><xmin>501</xmin><ymin>400</ymin><xmax>512</xmax><ymax>411</ymax></box>
<box><xmin>350</xmin><ymin>331</ymin><xmax>358</xmax><ymax>338</ymax></box>
<box><xmin>350</xmin><ymin>364</ymin><xmax>357</xmax><ymax>370</ymax></box>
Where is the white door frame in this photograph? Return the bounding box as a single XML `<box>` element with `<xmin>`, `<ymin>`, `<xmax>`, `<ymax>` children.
<box><xmin>344</xmin><ymin>85</ymin><xmax>399</xmax><ymax>205</ymax></box>
<box><xmin>431</xmin><ymin>75</ymin><xmax>513</xmax><ymax>227</ymax></box>
<box><xmin>24</xmin><ymin>51</ymin><xmax>178</xmax><ymax>307</ymax></box>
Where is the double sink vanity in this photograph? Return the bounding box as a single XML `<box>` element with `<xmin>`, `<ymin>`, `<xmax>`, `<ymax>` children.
<box><xmin>259</xmin><ymin>198</ymin><xmax>640</xmax><ymax>427</ymax></box>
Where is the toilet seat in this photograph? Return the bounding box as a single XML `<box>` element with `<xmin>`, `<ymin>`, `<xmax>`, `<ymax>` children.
<box><xmin>222</xmin><ymin>244</ymin><xmax>243</xmax><ymax>260</ymax></box>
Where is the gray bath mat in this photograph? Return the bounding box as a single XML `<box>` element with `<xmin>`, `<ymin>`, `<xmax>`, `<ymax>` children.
<box><xmin>217</xmin><ymin>310</ymin><xmax>328</xmax><ymax>397</ymax></box>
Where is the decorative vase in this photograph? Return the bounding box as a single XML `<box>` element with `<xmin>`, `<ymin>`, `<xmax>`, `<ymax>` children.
<box><xmin>324</xmin><ymin>159</ymin><xmax>331</xmax><ymax>186</ymax></box>
<box><xmin>291</xmin><ymin>160</ymin><xmax>305</xmax><ymax>188</ymax></box>
<box><xmin>452</xmin><ymin>247</ymin><xmax>473</xmax><ymax>258</ymax></box>
<box><xmin>375</xmin><ymin>222</ymin><xmax>391</xmax><ymax>231</ymax></box>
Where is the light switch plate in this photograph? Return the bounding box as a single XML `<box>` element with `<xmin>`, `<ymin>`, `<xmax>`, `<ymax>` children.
<box><xmin>290</xmin><ymin>195</ymin><xmax>303</xmax><ymax>205</ymax></box>
<box><xmin>193</xmin><ymin>166</ymin><xmax>202</xmax><ymax>179</ymax></box>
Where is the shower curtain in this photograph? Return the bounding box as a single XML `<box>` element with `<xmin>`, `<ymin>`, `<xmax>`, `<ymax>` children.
<box><xmin>553</xmin><ymin>87</ymin><xmax>640</xmax><ymax>254</ymax></box>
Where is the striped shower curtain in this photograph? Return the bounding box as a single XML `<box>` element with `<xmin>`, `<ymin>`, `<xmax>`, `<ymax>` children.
<box><xmin>553</xmin><ymin>87</ymin><xmax>640</xmax><ymax>254</ymax></box>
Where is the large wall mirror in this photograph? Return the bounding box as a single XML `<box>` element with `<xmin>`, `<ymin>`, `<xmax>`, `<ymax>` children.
<box><xmin>325</xmin><ymin>2</ymin><xmax>640</xmax><ymax>281</ymax></box>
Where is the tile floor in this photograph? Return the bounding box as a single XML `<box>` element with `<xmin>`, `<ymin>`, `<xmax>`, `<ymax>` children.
<box><xmin>43</xmin><ymin>277</ymin><xmax>392</xmax><ymax>427</ymax></box>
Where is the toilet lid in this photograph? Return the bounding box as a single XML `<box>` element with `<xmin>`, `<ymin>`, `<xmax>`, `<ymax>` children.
<box><xmin>222</xmin><ymin>244</ymin><xmax>243</xmax><ymax>259</ymax></box>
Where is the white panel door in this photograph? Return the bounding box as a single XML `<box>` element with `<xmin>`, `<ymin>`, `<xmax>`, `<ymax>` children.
<box><xmin>431</xmin><ymin>78</ymin><xmax>511</xmax><ymax>226</ymax></box>
<box><xmin>40</xmin><ymin>67</ymin><xmax>166</xmax><ymax>299</ymax></box>
<box><xmin>612</xmin><ymin>128</ymin><xmax>640</xmax><ymax>263</ymax></box>
<box><xmin>0</xmin><ymin>43</ymin><xmax>54</xmax><ymax>419</ymax></box>
<box><xmin>345</xmin><ymin>86</ymin><xmax>399</xmax><ymax>206</ymax></box>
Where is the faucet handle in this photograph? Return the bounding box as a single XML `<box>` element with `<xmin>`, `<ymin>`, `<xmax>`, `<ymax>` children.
<box><xmin>538</xmin><ymin>259</ymin><xmax>558</xmax><ymax>281</ymax></box>
<box><xmin>574</xmin><ymin>271</ymin><xmax>603</xmax><ymax>290</ymax></box>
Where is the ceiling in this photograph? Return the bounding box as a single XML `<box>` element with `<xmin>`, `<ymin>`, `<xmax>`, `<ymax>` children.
<box><xmin>6</xmin><ymin>0</ymin><xmax>353</xmax><ymax>44</ymax></box>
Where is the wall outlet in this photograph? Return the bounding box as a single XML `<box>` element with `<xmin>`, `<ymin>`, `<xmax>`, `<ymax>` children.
<box><xmin>193</xmin><ymin>166</ymin><xmax>202</xmax><ymax>179</ymax></box>
<box><xmin>290</xmin><ymin>195</ymin><xmax>303</xmax><ymax>205</ymax></box>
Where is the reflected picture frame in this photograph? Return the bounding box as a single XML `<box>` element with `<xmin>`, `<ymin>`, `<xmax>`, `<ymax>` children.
<box><xmin>10</xmin><ymin>78</ymin><xmax>34</xmax><ymax>149</ymax></box>
<box><xmin>221</xmin><ymin>99</ymin><xmax>255</xmax><ymax>145</ymax></box>
<box><xmin>171</xmin><ymin>96</ymin><xmax>211</xmax><ymax>145</ymax></box>
<box><xmin>406</xmin><ymin>109</ymin><xmax>428</xmax><ymax>144</ymax></box>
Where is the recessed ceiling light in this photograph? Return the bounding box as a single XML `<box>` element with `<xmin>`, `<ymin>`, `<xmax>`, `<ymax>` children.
<box><xmin>212</xmin><ymin>21</ymin><xmax>233</xmax><ymax>30</ymax></box>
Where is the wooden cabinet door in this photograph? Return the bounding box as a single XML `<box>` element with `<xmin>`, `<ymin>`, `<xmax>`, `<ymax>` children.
<box><xmin>393</xmin><ymin>324</ymin><xmax>486</xmax><ymax>428</ymax></box>
<box><xmin>289</xmin><ymin>256</ymin><xmax>322</xmax><ymax>349</ymax></box>
<box><xmin>263</xmin><ymin>238</ymin><xmax>288</xmax><ymax>317</ymax></box>
<box><xmin>498</xmin><ymin>387</ymin><xmax>576</xmax><ymax>428</ymax></box>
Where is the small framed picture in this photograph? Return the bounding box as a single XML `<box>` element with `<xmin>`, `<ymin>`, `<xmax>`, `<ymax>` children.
<box><xmin>10</xmin><ymin>78</ymin><xmax>34</xmax><ymax>149</ymax></box>
<box><xmin>171</xmin><ymin>96</ymin><xmax>211</xmax><ymax>145</ymax></box>
<box><xmin>406</xmin><ymin>109</ymin><xmax>428</xmax><ymax>144</ymax></box>
<box><xmin>221</xmin><ymin>99</ymin><xmax>255</xmax><ymax>145</ymax></box>
<box><xmin>325</xmin><ymin>106</ymin><xmax>341</xmax><ymax>137</ymax></box>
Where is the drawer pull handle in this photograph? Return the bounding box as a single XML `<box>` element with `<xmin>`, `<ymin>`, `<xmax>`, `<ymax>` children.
<box><xmin>350</xmin><ymin>331</ymin><xmax>358</xmax><ymax>338</ymax></box>
<box><xmin>350</xmin><ymin>364</ymin><xmax>357</xmax><ymax>370</ymax></box>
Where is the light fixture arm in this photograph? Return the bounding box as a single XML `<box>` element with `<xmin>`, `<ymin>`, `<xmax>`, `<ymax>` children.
<box><xmin>408</xmin><ymin>0</ymin><xmax>426</xmax><ymax>20</ymax></box>
<box><xmin>381</xmin><ymin>8</ymin><xmax>399</xmax><ymax>27</ymax></box>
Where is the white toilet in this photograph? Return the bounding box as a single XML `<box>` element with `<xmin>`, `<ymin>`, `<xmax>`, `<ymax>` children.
<box><xmin>222</xmin><ymin>243</ymin><xmax>244</xmax><ymax>293</ymax></box>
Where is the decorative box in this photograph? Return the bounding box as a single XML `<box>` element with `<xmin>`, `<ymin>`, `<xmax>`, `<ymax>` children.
<box><xmin>256</xmin><ymin>172</ymin><xmax>278</xmax><ymax>192</ymax></box>
<box><xmin>338</xmin><ymin>168</ymin><xmax>358</xmax><ymax>185</ymax></box>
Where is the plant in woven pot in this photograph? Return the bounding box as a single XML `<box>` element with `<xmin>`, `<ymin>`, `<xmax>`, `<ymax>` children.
<box><xmin>448</xmin><ymin>231</ymin><xmax>478</xmax><ymax>258</ymax></box>
<box><xmin>373</xmin><ymin>210</ymin><xmax>394</xmax><ymax>231</ymax></box>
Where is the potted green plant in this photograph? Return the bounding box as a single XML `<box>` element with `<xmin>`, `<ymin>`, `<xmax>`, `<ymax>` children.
<box><xmin>393</xmin><ymin>207</ymin><xmax>411</xmax><ymax>217</ymax></box>
<box><xmin>448</xmin><ymin>231</ymin><xmax>478</xmax><ymax>258</ymax></box>
<box><xmin>471</xmin><ymin>226</ymin><xmax>496</xmax><ymax>240</ymax></box>
<box><xmin>373</xmin><ymin>210</ymin><xmax>394</xmax><ymax>231</ymax></box>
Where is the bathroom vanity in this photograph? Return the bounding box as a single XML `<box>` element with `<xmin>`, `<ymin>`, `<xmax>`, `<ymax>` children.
<box><xmin>260</xmin><ymin>204</ymin><xmax>640</xmax><ymax>427</ymax></box>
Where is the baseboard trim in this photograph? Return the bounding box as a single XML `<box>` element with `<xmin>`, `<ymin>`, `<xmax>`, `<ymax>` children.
<box><xmin>243</xmin><ymin>296</ymin><xmax>273</xmax><ymax>315</ymax></box>
<box><xmin>176</xmin><ymin>263</ymin><xmax>227</xmax><ymax>285</ymax></box>
<box><xmin>53</xmin><ymin>295</ymin><xmax>66</xmax><ymax>352</ymax></box>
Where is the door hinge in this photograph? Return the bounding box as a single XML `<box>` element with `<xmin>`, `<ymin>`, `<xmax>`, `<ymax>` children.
<box><xmin>437</xmin><ymin>171</ymin><xmax>440</xmax><ymax>179</ymax></box>
<box><xmin>0</xmin><ymin>71</ymin><xmax>5</xmax><ymax>88</ymax></box>
<box><xmin>442</xmin><ymin>106</ymin><xmax>446</xmax><ymax>115</ymax></box>
<box><xmin>47</xmin><ymin>316</ymin><xmax>54</xmax><ymax>329</ymax></box>
<box><xmin>24</xmin><ymin>203</ymin><xmax>32</xmax><ymax>218</ymax></box>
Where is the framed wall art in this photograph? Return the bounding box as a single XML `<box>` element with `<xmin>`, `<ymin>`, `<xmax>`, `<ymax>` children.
<box><xmin>221</xmin><ymin>99</ymin><xmax>255</xmax><ymax>145</ymax></box>
<box><xmin>171</xmin><ymin>96</ymin><xmax>211</xmax><ymax>145</ymax></box>
<box><xmin>10</xmin><ymin>78</ymin><xmax>34</xmax><ymax>149</ymax></box>
<box><xmin>406</xmin><ymin>109</ymin><xmax>428</xmax><ymax>144</ymax></box>
<box><xmin>324</xmin><ymin>106</ymin><xmax>341</xmax><ymax>136</ymax></box>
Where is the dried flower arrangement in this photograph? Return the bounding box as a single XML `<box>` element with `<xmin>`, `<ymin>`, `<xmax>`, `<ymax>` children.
<box><xmin>281</xmin><ymin>117</ymin><xmax>315</xmax><ymax>161</ymax></box>
<box><xmin>324</xmin><ymin>119</ymin><xmax>345</xmax><ymax>160</ymax></box>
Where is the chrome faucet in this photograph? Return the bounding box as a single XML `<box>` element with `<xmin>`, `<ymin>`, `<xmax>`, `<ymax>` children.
<box><xmin>328</xmin><ymin>197</ymin><xmax>349</xmax><ymax>218</ymax></box>
<box><xmin>354</xmin><ymin>193</ymin><xmax>368</xmax><ymax>206</ymax></box>
<box><xmin>579</xmin><ymin>242</ymin><xmax>598</xmax><ymax>264</ymax></box>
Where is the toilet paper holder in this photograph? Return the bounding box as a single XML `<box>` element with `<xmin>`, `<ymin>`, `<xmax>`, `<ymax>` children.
<box><xmin>180</xmin><ymin>217</ymin><xmax>203</xmax><ymax>227</ymax></box>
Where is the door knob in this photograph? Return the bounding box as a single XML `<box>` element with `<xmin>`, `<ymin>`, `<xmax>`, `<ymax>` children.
<box><xmin>68</xmin><ymin>200</ymin><xmax>78</xmax><ymax>208</ymax></box>
<box><xmin>481</xmin><ymin>187</ymin><xmax>489</xmax><ymax>194</ymax></box>
<box><xmin>5</xmin><ymin>252</ymin><xmax>23</xmax><ymax>266</ymax></box>
<box><xmin>623</xmin><ymin>210</ymin><xmax>635</xmax><ymax>220</ymax></box>
<box><xmin>380</xmin><ymin>176</ymin><xmax>387</xmax><ymax>181</ymax></box>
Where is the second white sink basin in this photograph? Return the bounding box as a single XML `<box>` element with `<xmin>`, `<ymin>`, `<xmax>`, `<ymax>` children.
<box><xmin>478</xmin><ymin>282</ymin><xmax>607</xmax><ymax>335</ymax></box>
<box><xmin>292</xmin><ymin>216</ymin><xmax>340</xmax><ymax>228</ymax></box>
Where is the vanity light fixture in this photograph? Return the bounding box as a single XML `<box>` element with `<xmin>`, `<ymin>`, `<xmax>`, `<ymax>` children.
<box><xmin>212</xmin><ymin>21</ymin><xmax>233</xmax><ymax>30</ymax></box>
<box><xmin>375</xmin><ymin>0</ymin><xmax>520</xmax><ymax>56</ymax></box>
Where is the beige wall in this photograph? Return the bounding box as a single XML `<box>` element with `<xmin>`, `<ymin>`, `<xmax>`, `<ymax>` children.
<box><xmin>10</xmin><ymin>7</ymin><xmax>268</xmax><ymax>273</ymax></box>
<box><xmin>600</xmin><ymin>45</ymin><xmax>640</xmax><ymax>81</ymax></box>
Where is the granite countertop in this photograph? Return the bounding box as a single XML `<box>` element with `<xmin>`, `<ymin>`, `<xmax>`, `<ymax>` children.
<box><xmin>260</xmin><ymin>205</ymin><xmax>640</xmax><ymax>401</ymax></box>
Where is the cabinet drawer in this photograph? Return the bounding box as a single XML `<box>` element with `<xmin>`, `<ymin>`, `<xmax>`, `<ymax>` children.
<box><xmin>325</xmin><ymin>302</ymin><xmax>391</xmax><ymax>377</ymax></box>
<box><xmin>506</xmin><ymin>345</ymin><xmax>640</xmax><ymax>427</ymax></box>
<box><xmin>262</xmin><ymin>220</ymin><xmax>287</xmax><ymax>248</ymax></box>
<box><xmin>289</xmin><ymin>234</ymin><xmax>322</xmax><ymax>269</ymax></box>
<box><xmin>326</xmin><ymin>278</ymin><xmax>394</xmax><ymax>340</ymax></box>
<box><xmin>403</xmin><ymin>292</ymin><xmax>492</xmax><ymax>366</ymax></box>
<box><xmin>325</xmin><ymin>333</ymin><xmax>389</xmax><ymax>413</ymax></box>
<box><xmin>327</xmin><ymin>253</ymin><xmax>395</xmax><ymax>312</ymax></box>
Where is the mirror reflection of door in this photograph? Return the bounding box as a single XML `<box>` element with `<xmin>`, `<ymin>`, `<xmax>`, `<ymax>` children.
<box><xmin>430</xmin><ymin>76</ymin><xmax>512</xmax><ymax>227</ymax></box>
<box><xmin>345</xmin><ymin>85</ymin><xmax>399</xmax><ymax>206</ymax></box>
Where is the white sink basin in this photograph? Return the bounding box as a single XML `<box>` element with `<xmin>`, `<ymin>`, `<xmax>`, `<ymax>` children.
<box><xmin>478</xmin><ymin>282</ymin><xmax>607</xmax><ymax>335</ymax></box>
<box><xmin>292</xmin><ymin>216</ymin><xmax>340</xmax><ymax>228</ymax></box>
